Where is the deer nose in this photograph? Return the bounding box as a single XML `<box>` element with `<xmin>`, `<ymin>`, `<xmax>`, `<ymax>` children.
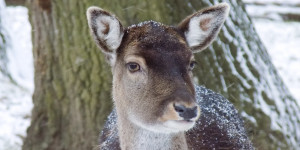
<box><xmin>174</xmin><ymin>103</ymin><xmax>199</xmax><ymax>120</ymax></box>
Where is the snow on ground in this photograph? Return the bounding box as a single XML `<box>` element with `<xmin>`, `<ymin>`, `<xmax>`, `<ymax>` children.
<box><xmin>0</xmin><ymin>2</ymin><xmax>33</xmax><ymax>150</ymax></box>
<box><xmin>0</xmin><ymin>76</ymin><xmax>32</xmax><ymax>150</ymax></box>
<box><xmin>4</xmin><ymin>6</ymin><xmax>34</xmax><ymax>90</ymax></box>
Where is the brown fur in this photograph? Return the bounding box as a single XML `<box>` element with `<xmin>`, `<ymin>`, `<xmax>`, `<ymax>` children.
<box><xmin>86</xmin><ymin>3</ymin><xmax>242</xmax><ymax>150</ymax></box>
<box><xmin>109</xmin><ymin>21</ymin><xmax>199</xmax><ymax>150</ymax></box>
<box><xmin>200</xmin><ymin>18</ymin><xmax>211</xmax><ymax>31</ymax></box>
<box><xmin>158</xmin><ymin>103</ymin><xmax>181</xmax><ymax>122</ymax></box>
<box><xmin>37</xmin><ymin>0</ymin><xmax>51</xmax><ymax>12</ymax></box>
<box><xmin>114</xmin><ymin>22</ymin><xmax>197</xmax><ymax>121</ymax></box>
<box><xmin>101</xmin><ymin>21</ymin><xmax>110</xmax><ymax>35</ymax></box>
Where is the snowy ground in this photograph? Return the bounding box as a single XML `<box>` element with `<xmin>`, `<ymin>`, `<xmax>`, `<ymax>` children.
<box><xmin>0</xmin><ymin>1</ymin><xmax>300</xmax><ymax>150</ymax></box>
<box><xmin>0</xmin><ymin>76</ymin><xmax>32</xmax><ymax>150</ymax></box>
<box><xmin>0</xmin><ymin>3</ymin><xmax>33</xmax><ymax>150</ymax></box>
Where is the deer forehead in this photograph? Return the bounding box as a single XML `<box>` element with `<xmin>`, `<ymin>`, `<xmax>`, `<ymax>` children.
<box><xmin>118</xmin><ymin>21</ymin><xmax>193</xmax><ymax>71</ymax></box>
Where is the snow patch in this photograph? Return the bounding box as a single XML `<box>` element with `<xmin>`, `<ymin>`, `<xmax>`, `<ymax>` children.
<box><xmin>3</xmin><ymin>6</ymin><xmax>33</xmax><ymax>90</ymax></box>
<box><xmin>0</xmin><ymin>2</ymin><xmax>33</xmax><ymax>150</ymax></box>
<box><xmin>0</xmin><ymin>76</ymin><xmax>33</xmax><ymax>150</ymax></box>
<box><xmin>252</xmin><ymin>19</ymin><xmax>300</xmax><ymax>104</ymax></box>
<box><xmin>127</xmin><ymin>20</ymin><xmax>164</xmax><ymax>30</ymax></box>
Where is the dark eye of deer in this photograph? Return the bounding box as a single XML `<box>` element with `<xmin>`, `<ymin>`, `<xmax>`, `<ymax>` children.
<box><xmin>127</xmin><ymin>62</ymin><xmax>140</xmax><ymax>72</ymax></box>
<box><xmin>189</xmin><ymin>61</ymin><xmax>196</xmax><ymax>71</ymax></box>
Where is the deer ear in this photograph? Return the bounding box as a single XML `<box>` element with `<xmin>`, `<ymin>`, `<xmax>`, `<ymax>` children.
<box><xmin>178</xmin><ymin>3</ymin><xmax>230</xmax><ymax>53</ymax></box>
<box><xmin>86</xmin><ymin>7</ymin><xmax>124</xmax><ymax>64</ymax></box>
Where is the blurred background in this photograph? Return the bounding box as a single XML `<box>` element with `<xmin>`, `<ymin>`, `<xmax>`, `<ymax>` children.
<box><xmin>0</xmin><ymin>0</ymin><xmax>299</xmax><ymax>149</ymax></box>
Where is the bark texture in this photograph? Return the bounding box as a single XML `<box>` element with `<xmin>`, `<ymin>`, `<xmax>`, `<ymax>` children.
<box><xmin>23</xmin><ymin>0</ymin><xmax>113</xmax><ymax>150</ymax></box>
<box><xmin>23</xmin><ymin>0</ymin><xmax>300</xmax><ymax>150</ymax></box>
<box><xmin>5</xmin><ymin>0</ymin><xmax>26</xmax><ymax>6</ymax></box>
<box><xmin>190</xmin><ymin>1</ymin><xmax>300</xmax><ymax>149</ymax></box>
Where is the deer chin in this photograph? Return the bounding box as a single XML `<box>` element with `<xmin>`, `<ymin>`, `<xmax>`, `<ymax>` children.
<box><xmin>162</xmin><ymin>119</ymin><xmax>196</xmax><ymax>132</ymax></box>
<box><xmin>129</xmin><ymin>115</ymin><xmax>196</xmax><ymax>134</ymax></box>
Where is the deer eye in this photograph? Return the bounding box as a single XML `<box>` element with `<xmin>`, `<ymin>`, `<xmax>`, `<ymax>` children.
<box><xmin>126</xmin><ymin>62</ymin><xmax>140</xmax><ymax>72</ymax></box>
<box><xmin>189</xmin><ymin>61</ymin><xmax>197</xmax><ymax>71</ymax></box>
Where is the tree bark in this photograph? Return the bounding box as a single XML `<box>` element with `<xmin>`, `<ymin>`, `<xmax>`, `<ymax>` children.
<box><xmin>189</xmin><ymin>1</ymin><xmax>300</xmax><ymax>149</ymax></box>
<box><xmin>23</xmin><ymin>0</ymin><xmax>300</xmax><ymax>150</ymax></box>
<box><xmin>4</xmin><ymin>0</ymin><xmax>26</xmax><ymax>6</ymax></box>
<box><xmin>23</xmin><ymin>0</ymin><xmax>113</xmax><ymax>150</ymax></box>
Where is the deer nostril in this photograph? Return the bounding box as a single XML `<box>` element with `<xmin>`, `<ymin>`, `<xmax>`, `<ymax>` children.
<box><xmin>174</xmin><ymin>103</ymin><xmax>198</xmax><ymax>120</ymax></box>
<box><xmin>174</xmin><ymin>104</ymin><xmax>187</xmax><ymax>113</ymax></box>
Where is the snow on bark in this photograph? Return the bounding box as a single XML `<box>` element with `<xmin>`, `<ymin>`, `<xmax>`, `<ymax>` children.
<box><xmin>185</xmin><ymin>0</ymin><xmax>300</xmax><ymax>149</ymax></box>
<box><xmin>0</xmin><ymin>0</ymin><xmax>8</xmax><ymax>77</ymax></box>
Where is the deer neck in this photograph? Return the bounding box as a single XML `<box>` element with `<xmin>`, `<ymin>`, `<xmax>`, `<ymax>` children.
<box><xmin>116</xmin><ymin>110</ymin><xmax>188</xmax><ymax>150</ymax></box>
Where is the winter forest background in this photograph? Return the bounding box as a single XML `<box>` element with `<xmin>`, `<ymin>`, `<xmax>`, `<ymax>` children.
<box><xmin>0</xmin><ymin>0</ymin><xmax>300</xmax><ymax>149</ymax></box>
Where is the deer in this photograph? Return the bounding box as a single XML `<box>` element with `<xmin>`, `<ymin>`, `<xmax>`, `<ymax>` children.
<box><xmin>87</xmin><ymin>3</ymin><xmax>253</xmax><ymax>150</ymax></box>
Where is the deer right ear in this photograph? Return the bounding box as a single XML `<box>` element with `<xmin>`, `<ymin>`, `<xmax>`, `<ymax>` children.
<box><xmin>178</xmin><ymin>3</ymin><xmax>230</xmax><ymax>53</ymax></box>
<box><xmin>86</xmin><ymin>7</ymin><xmax>124</xmax><ymax>64</ymax></box>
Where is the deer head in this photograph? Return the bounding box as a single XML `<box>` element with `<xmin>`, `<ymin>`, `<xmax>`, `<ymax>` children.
<box><xmin>87</xmin><ymin>3</ymin><xmax>229</xmax><ymax>134</ymax></box>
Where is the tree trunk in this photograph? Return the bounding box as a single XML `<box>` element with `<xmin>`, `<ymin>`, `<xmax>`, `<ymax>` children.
<box><xmin>189</xmin><ymin>1</ymin><xmax>300</xmax><ymax>149</ymax></box>
<box><xmin>22</xmin><ymin>0</ymin><xmax>113</xmax><ymax>150</ymax></box>
<box><xmin>23</xmin><ymin>0</ymin><xmax>300</xmax><ymax>150</ymax></box>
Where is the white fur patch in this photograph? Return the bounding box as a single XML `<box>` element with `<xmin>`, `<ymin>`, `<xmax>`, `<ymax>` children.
<box><xmin>163</xmin><ymin>120</ymin><xmax>196</xmax><ymax>131</ymax></box>
<box><xmin>94</xmin><ymin>15</ymin><xmax>123</xmax><ymax>51</ymax></box>
<box><xmin>129</xmin><ymin>115</ymin><xmax>196</xmax><ymax>134</ymax></box>
<box><xmin>86</xmin><ymin>7</ymin><xmax>124</xmax><ymax>53</ymax></box>
<box><xmin>136</xmin><ymin>129</ymin><xmax>172</xmax><ymax>150</ymax></box>
<box><xmin>184</xmin><ymin>3</ymin><xmax>230</xmax><ymax>52</ymax></box>
<box><xmin>109</xmin><ymin>53</ymin><xmax>116</xmax><ymax>66</ymax></box>
<box><xmin>185</xmin><ymin>14</ymin><xmax>214</xmax><ymax>47</ymax></box>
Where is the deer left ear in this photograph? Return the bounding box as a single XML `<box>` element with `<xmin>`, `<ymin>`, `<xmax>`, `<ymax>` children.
<box><xmin>178</xmin><ymin>3</ymin><xmax>230</xmax><ymax>53</ymax></box>
<box><xmin>86</xmin><ymin>6</ymin><xmax>124</xmax><ymax>65</ymax></box>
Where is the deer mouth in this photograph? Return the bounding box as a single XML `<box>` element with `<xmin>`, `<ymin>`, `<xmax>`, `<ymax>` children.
<box><xmin>162</xmin><ymin>119</ymin><xmax>196</xmax><ymax>132</ymax></box>
<box><xmin>172</xmin><ymin>119</ymin><xmax>196</xmax><ymax>128</ymax></box>
<box><xmin>157</xmin><ymin>102</ymin><xmax>200</xmax><ymax>132</ymax></box>
<box><xmin>129</xmin><ymin>113</ymin><xmax>197</xmax><ymax>133</ymax></box>
<box><xmin>176</xmin><ymin>119</ymin><xmax>194</xmax><ymax>123</ymax></box>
